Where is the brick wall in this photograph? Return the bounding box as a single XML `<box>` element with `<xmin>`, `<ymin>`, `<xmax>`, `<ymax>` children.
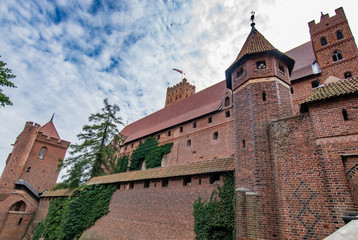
<box><xmin>120</xmin><ymin>109</ymin><xmax>234</xmax><ymax>168</ymax></box>
<box><xmin>80</xmin><ymin>174</ymin><xmax>224</xmax><ymax>240</ymax></box>
<box><xmin>20</xmin><ymin>133</ymin><xmax>69</xmax><ymax>192</ymax></box>
<box><xmin>309</xmin><ymin>7</ymin><xmax>358</xmax><ymax>81</ymax></box>
<box><xmin>0</xmin><ymin>191</ymin><xmax>38</xmax><ymax>240</ymax></box>
<box><xmin>233</xmin><ymin>75</ymin><xmax>293</xmax><ymax>239</ymax></box>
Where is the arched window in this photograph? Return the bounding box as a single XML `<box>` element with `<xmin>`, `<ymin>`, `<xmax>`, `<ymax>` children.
<box><xmin>336</xmin><ymin>30</ymin><xmax>344</xmax><ymax>40</ymax></box>
<box><xmin>38</xmin><ymin>147</ymin><xmax>47</xmax><ymax>159</ymax></box>
<box><xmin>332</xmin><ymin>50</ymin><xmax>343</xmax><ymax>62</ymax></box>
<box><xmin>10</xmin><ymin>201</ymin><xmax>26</xmax><ymax>212</ymax></box>
<box><xmin>224</xmin><ymin>97</ymin><xmax>230</xmax><ymax>107</ymax></box>
<box><xmin>344</xmin><ymin>71</ymin><xmax>352</xmax><ymax>78</ymax></box>
<box><xmin>320</xmin><ymin>37</ymin><xmax>327</xmax><ymax>46</ymax></box>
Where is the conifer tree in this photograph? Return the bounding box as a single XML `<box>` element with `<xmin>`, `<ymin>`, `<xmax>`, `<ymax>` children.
<box><xmin>0</xmin><ymin>56</ymin><xmax>16</xmax><ymax>107</ymax></box>
<box><xmin>59</xmin><ymin>98</ymin><xmax>124</xmax><ymax>188</ymax></box>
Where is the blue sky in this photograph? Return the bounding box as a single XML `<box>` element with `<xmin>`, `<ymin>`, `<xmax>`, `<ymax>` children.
<box><xmin>1</xmin><ymin>0</ymin><xmax>357</xmax><ymax>180</ymax></box>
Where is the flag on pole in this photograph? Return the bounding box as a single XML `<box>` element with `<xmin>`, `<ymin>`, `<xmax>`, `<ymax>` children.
<box><xmin>172</xmin><ymin>68</ymin><xmax>183</xmax><ymax>74</ymax></box>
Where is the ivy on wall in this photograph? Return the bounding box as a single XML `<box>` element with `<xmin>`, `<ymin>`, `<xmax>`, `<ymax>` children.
<box><xmin>193</xmin><ymin>173</ymin><xmax>235</xmax><ymax>240</ymax></box>
<box><xmin>32</xmin><ymin>184</ymin><xmax>116</xmax><ymax>240</ymax></box>
<box><xmin>129</xmin><ymin>137</ymin><xmax>173</xmax><ymax>171</ymax></box>
<box><xmin>114</xmin><ymin>155</ymin><xmax>129</xmax><ymax>173</ymax></box>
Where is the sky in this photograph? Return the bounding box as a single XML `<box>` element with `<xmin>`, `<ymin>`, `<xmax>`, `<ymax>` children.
<box><xmin>1</xmin><ymin>0</ymin><xmax>357</xmax><ymax>181</ymax></box>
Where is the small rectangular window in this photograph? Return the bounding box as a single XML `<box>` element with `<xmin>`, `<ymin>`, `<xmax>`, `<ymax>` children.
<box><xmin>225</xmin><ymin>111</ymin><xmax>230</xmax><ymax>118</ymax></box>
<box><xmin>144</xmin><ymin>180</ymin><xmax>150</xmax><ymax>188</ymax></box>
<box><xmin>290</xmin><ymin>87</ymin><xmax>294</xmax><ymax>94</ymax></box>
<box><xmin>311</xmin><ymin>79</ymin><xmax>320</xmax><ymax>88</ymax></box>
<box><xmin>17</xmin><ymin>218</ymin><xmax>23</xmax><ymax>225</ymax></box>
<box><xmin>256</xmin><ymin>61</ymin><xmax>266</xmax><ymax>69</ymax></box>
<box><xmin>210</xmin><ymin>174</ymin><xmax>220</xmax><ymax>184</ymax></box>
<box><xmin>342</xmin><ymin>109</ymin><xmax>348</xmax><ymax>121</ymax></box>
<box><xmin>183</xmin><ymin>176</ymin><xmax>191</xmax><ymax>186</ymax></box>
<box><xmin>180</xmin><ymin>126</ymin><xmax>183</xmax><ymax>132</ymax></box>
<box><xmin>208</xmin><ymin>117</ymin><xmax>212</xmax><ymax>123</ymax></box>
<box><xmin>157</xmin><ymin>135</ymin><xmax>160</xmax><ymax>140</ymax></box>
<box><xmin>168</xmin><ymin>131</ymin><xmax>171</xmax><ymax>136</ymax></box>
<box><xmin>129</xmin><ymin>182</ymin><xmax>134</xmax><ymax>189</ymax></box>
<box><xmin>193</xmin><ymin>122</ymin><xmax>197</xmax><ymax>128</ymax></box>
<box><xmin>26</xmin><ymin>167</ymin><xmax>31</xmax><ymax>173</ymax></box>
<box><xmin>162</xmin><ymin>179</ymin><xmax>168</xmax><ymax>187</ymax></box>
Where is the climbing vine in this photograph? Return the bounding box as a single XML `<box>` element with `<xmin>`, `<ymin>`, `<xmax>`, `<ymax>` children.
<box><xmin>129</xmin><ymin>137</ymin><xmax>173</xmax><ymax>171</ymax></box>
<box><xmin>32</xmin><ymin>184</ymin><xmax>116</xmax><ymax>240</ymax></box>
<box><xmin>114</xmin><ymin>155</ymin><xmax>129</xmax><ymax>173</ymax></box>
<box><xmin>193</xmin><ymin>173</ymin><xmax>235</xmax><ymax>240</ymax></box>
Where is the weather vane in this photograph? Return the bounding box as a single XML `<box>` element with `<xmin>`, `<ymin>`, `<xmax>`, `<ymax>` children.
<box><xmin>250</xmin><ymin>11</ymin><xmax>255</xmax><ymax>27</ymax></box>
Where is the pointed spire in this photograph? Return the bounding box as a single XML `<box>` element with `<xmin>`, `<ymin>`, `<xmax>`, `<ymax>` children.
<box><xmin>50</xmin><ymin>113</ymin><xmax>55</xmax><ymax>122</ymax></box>
<box><xmin>250</xmin><ymin>11</ymin><xmax>256</xmax><ymax>29</ymax></box>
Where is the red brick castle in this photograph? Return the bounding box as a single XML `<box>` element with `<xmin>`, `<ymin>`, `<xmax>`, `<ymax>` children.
<box><xmin>1</xmin><ymin>7</ymin><xmax>358</xmax><ymax>240</ymax></box>
<box><xmin>0</xmin><ymin>120</ymin><xmax>69</xmax><ymax>239</ymax></box>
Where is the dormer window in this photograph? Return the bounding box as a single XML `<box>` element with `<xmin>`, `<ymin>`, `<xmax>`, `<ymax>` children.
<box><xmin>336</xmin><ymin>30</ymin><xmax>344</xmax><ymax>40</ymax></box>
<box><xmin>256</xmin><ymin>61</ymin><xmax>266</xmax><ymax>69</ymax></box>
<box><xmin>236</xmin><ymin>67</ymin><xmax>243</xmax><ymax>78</ymax></box>
<box><xmin>320</xmin><ymin>37</ymin><xmax>327</xmax><ymax>46</ymax></box>
<box><xmin>278</xmin><ymin>63</ymin><xmax>285</xmax><ymax>74</ymax></box>
<box><xmin>332</xmin><ymin>50</ymin><xmax>343</xmax><ymax>62</ymax></box>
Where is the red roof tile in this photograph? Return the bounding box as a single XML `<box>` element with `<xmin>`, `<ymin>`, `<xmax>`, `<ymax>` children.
<box><xmin>41</xmin><ymin>188</ymin><xmax>74</xmax><ymax>197</ymax></box>
<box><xmin>233</xmin><ymin>27</ymin><xmax>277</xmax><ymax>66</ymax></box>
<box><xmin>225</xmin><ymin>27</ymin><xmax>295</xmax><ymax>88</ymax></box>
<box><xmin>40</xmin><ymin>121</ymin><xmax>61</xmax><ymax>139</ymax></box>
<box><xmin>286</xmin><ymin>41</ymin><xmax>317</xmax><ymax>80</ymax></box>
<box><xmin>120</xmin><ymin>80</ymin><xmax>226</xmax><ymax>143</ymax></box>
<box><xmin>301</xmin><ymin>77</ymin><xmax>358</xmax><ymax>104</ymax></box>
<box><xmin>86</xmin><ymin>157</ymin><xmax>234</xmax><ymax>185</ymax></box>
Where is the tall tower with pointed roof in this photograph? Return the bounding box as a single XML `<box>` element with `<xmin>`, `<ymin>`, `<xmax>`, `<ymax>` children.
<box><xmin>0</xmin><ymin>119</ymin><xmax>69</xmax><ymax>239</ymax></box>
<box><xmin>0</xmin><ymin>119</ymin><xmax>70</xmax><ymax>193</ymax></box>
<box><xmin>225</xmin><ymin>19</ymin><xmax>295</xmax><ymax>239</ymax></box>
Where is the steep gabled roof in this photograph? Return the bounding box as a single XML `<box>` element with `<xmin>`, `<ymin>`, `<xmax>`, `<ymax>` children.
<box><xmin>86</xmin><ymin>157</ymin><xmax>234</xmax><ymax>185</ymax></box>
<box><xmin>120</xmin><ymin>80</ymin><xmax>226</xmax><ymax>143</ymax></box>
<box><xmin>233</xmin><ymin>27</ymin><xmax>277</xmax><ymax>64</ymax></box>
<box><xmin>301</xmin><ymin>77</ymin><xmax>358</xmax><ymax>105</ymax></box>
<box><xmin>40</xmin><ymin>120</ymin><xmax>61</xmax><ymax>140</ymax></box>
<box><xmin>225</xmin><ymin>26</ymin><xmax>295</xmax><ymax>88</ymax></box>
<box><xmin>286</xmin><ymin>41</ymin><xmax>318</xmax><ymax>81</ymax></box>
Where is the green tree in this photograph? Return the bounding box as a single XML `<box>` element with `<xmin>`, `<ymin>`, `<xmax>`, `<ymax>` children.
<box><xmin>59</xmin><ymin>98</ymin><xmax>124</xmax><ymax>188</ymax></box>
<box><xmin>0</xmin><ymin>56</ymin><xmax>16</xmax><ymax>107</ymax></box>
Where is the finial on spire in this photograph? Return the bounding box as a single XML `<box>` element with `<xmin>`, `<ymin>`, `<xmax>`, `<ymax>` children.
<box><xmin>50</xmin><ymin>113</ymin><xmax>55</xmax><ymax>122</ymax></box>
<box><xmin>250</xmin><ymin>11</ymin><xmax>256</xmax><ymax>28</ymax></box>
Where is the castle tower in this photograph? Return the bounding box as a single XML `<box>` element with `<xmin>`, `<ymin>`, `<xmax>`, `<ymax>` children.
<box><xmin>0</xmin><ymin>120</ymin><xmax>69</xmax><ymax>193</ymax></box>
<box><xmin>0</xmin><ymin>119</ymin><xmax>69</xmax><ymax>239</ymax></box>
<box><xmin>225</xmin><ymin>21</ymin><xmax>295</xmax><ymax>239</ymax></box>
<box><xmin>309</xmin><ymin>7</ymin><xmax>358</xmax><ymax>81</ymax></box>
<box><xmin>165</xmin><ymin>78</ymin><xmax>195</xmax><ymax>107</ymax></box>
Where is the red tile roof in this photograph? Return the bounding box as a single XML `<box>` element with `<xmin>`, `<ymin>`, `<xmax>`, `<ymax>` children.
<box><xmin>40</xmin><ymin>121</ymin><xmax>61</xmax><ymax>139</ymax></box>
<box><xmin>301</xmin><ymin>77</ymin><xmax>358</xmax><ymax>104</ymax></box>
<box><xmin>41</xmin><ymin>188</ymin><xmax>74</xmax><ymax>197</ymax></box>
<box><xmin>225</xmin><ymin>27</ymin><xmax>295</xmax><ymax>88</ymax></box>
<box><xmin>86</xmin><ymin>157</ymin><xmax>235</xmax><ymax>185</ymax></box>
<box><xmin>120</xmin><ymin>80</ymin><xmax>226</xmax><ymax>143</ymax></box>
<box><xmin>233</xmin><ymin>27</ymin><xmax>277</xmax><ymax>66</ymax></box>
<box><xmin>286</xmin><ymin>41</ymin><xmax>317</xmax><ymax>80</ymax></box>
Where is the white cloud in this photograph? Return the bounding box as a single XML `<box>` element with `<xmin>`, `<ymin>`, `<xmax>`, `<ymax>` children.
<box><xmin>0</xmin><ymin>0</ymin><xmax>357</xmax><ymax>182</ymax></box>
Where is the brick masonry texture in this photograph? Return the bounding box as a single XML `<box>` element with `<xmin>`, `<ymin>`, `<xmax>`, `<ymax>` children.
<box><xmin>82</xmin><ymin>175</ymin><xmax>222</xmax><ymax>240</ymax></box>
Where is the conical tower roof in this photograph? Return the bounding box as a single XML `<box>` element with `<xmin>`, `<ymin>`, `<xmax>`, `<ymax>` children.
<box><xmin>225</xmin><ymin>25</ymin><xmax>295</xmax><ymax>88</ymax></box>
<box><xmin>40</xmin><ymin>120</ymin><xmax>61</xmax><ymax>140</ymax></box>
